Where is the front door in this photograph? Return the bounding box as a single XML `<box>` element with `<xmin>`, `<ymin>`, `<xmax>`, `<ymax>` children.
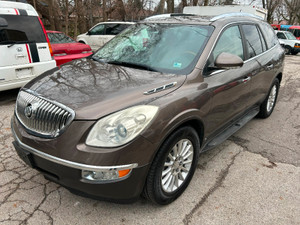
<box><xmin>203</xmin><ymin>25</ymin><xmax>253</xmax><ymax>136</ymax></box>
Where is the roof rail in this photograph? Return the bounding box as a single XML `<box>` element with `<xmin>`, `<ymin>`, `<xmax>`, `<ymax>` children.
<box><xmin>210</xmin><ymin>12</ymin><xmax>263</xmax><ymax>22</ymax></box>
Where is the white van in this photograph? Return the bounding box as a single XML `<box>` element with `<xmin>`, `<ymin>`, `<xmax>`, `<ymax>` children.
<box><xmin>76</xmin><ymin>22</ymin><xmax>135</xmax><ymax>52</ymax></box>
<box><xmin>0</xmin><ymin>1</ymin><xmax>56</xmax><ymax>92</ymax></box>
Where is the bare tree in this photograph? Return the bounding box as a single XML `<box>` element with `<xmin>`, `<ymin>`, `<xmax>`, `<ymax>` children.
<box><xmin>262</xmin><ymin>0</ymin><xmax>281</xmax><ymax>23</ymax></box>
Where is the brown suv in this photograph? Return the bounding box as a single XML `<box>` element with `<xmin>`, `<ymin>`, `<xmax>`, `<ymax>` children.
<box><xmin>12</xmin><ymin>13</ymin><xmax>284</xmax><ymax>205</ymax></box>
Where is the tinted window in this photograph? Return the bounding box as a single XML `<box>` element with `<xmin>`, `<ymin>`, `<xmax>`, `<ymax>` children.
<box><xmin>47</xmin><ymin>32</ymin><xmax>75</xmax><ymax>44</ymax></box>
<box><xmin>289</xmin><ymin>29</ymin><xmax>300</xmax><ymax>38</ymax></box>
<box><xmin>260</xmin><ymin>23</ymin><xmax>278</xmax><ymax>49</ymax></box>
<box><xmin>276</xmin><ymin>32</ymin><xmax>286</xmax><ymax>39</ymax></box>
<box><xmin>242</xmin><ymin>25</ymin><xmax>263</xmax><ymax>58</ymax></box>
<box><xmin>89</xmin><ymin>24</ymin><xmax>105</xmax><ymax>35</ymax></box>
<box><xmin>0</xmin><ymin>15</ymin><xmax>46</xmax><ymax>44</ymax></box>
<box><xmin>257</xmin><ymin>27</ymin><xmax>267</xmax><ymax>52</ymax></box>
<box><xmin>93</xmin><ymin>24</ymin><xmax>214</xmax><ymax>75</ymax></box>
<box><xmin>205</xmin><ymin>25</ymin><xmax>244</xmax><ymax>72</ymax></box>
<box><xmin>106</xmin><ymin>24</ymin><xmax>131</xmax><ymax>35</ymax></box>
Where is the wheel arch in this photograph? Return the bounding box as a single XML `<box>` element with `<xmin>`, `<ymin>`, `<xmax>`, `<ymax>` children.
<box><xmin>78</xmin><ymin>40</ymin><xmax>86</xmax><ymax>44</ymax></box>
<box><xmin>149</xmin><ymin>116</ymin><xmax>206</xmax><ymax>164</ymax></box>
<box><xmin>276</xmin><ymin>73</ymin><xmax>283</xmax><ymax>84</ymax></box>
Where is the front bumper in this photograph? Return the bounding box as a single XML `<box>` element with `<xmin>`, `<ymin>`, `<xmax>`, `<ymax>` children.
<box><xmin>293</xmin><ymin>45</ymin><xmax>300</xmax><ymax>53</ymax></box>
<box><xmin>11</xmin><ymin>118</ymin><xmax>151</xmax><ymax>202</ymax></box>
<box><xmin>12</xmin><ymin>137</ymin><xmax>149</xmax><ymax>202</ymax></box>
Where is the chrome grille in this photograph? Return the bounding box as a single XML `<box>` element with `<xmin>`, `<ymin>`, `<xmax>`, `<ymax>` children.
<box><xmin>16</xmin><ymin>90</ymin><xmax>75</xmax><ymax>138</ymax></box>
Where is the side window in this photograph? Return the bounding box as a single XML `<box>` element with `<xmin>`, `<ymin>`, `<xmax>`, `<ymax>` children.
<box><xmin>106</xmin><ymin>24</ymin><xmax>129</xmax><ymax>35</ymax></box>
<box><xmin>276</xmin><ymin>32</ymin><xmax>286</xmax><ymax>39</ymax></box>
<box><xmin>242</xmin><ymin>25</ymin><xmax>264</xmax><ymax>58</ymax></box>
<box><xmin>205</xmin><ymin>25</ymin><xmax>243</xmax><ymax>73</ymax></box>
<box><xmin>89</xmin><ymin>24</ymin><xmax>105</xmax><ymax>35</ymax></box>
<box><xmin>260</xmin><ymin>23</ymin><xmax>278</xmax><ymax>49</ymax></box>
<box><xmin>257</xmin><ymin>26</ymin><xmax>267</xmax><ymax>51</ymax></box>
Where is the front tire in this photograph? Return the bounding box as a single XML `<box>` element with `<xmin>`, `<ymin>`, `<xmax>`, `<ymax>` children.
<box><xmin>285</xmin><ymin>46</ymin><xmax>292</xmax><ymax>55</ymax></box>
<box><xmin>291</xmin><ymin>50</ymin><xmax>298</xmax><ymax>55</ymax></box>
<box><xmin>143</xmin><ymin>126</ymin><xmax>200</xmax><ymax>205</ymax></box>
<box><xmin>257</xmin><ymin>78</ymin><xmax>279</xmax><ymax>118</ymax></box>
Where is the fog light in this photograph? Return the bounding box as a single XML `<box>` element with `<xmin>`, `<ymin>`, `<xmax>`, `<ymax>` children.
<box><xmin>82</xmin><ymin>168</ymin><xmax>132</xmax><ymax>182</ymax></box>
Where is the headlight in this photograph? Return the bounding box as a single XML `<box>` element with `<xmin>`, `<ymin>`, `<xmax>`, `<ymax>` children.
<box><xmin>86</xmin><ymin>105</ymin><xmax>158</xmax><ymax>147</ymax></box>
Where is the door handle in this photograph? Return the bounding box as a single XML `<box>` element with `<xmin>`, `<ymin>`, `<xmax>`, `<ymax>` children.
<box><xmin>242</xmin><ymin>76</ymin><xmax>251</xmax><ymax>83</ymax></box>
<box><xmin>15</xmin><ymin>54</ymin><xmax>26</xmax><ymax>58</ymax></box>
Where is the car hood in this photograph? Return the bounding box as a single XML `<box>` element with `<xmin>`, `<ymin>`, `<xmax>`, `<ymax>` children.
<box><xmin>51</xmin><ymin>43</ymin><xmax>91</xmax><ymax>55</ymax></box>
<box><xmin>24</xmin><ymin>58</ymin><xmax>186</xmax><ymax>120</ymax></box>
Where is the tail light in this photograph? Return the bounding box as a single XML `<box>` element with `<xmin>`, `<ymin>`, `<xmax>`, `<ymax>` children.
<box><xmin>38</xmin><ymin>17</ymin><xmax>53</xmax><ymax>57</ymax></box>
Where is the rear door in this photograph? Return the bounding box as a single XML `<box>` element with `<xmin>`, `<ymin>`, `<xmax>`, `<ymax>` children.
<box><xmin>248</xmin><ymin>22</ymin><xmax>283</xmax><ymax>105</ymax></box>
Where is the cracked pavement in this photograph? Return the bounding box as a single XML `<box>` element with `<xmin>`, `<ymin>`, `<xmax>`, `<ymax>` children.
<box><xmin>0</xmin><ymin>55</ymin><xmax>299</xmax><ymax>224</ymax></box>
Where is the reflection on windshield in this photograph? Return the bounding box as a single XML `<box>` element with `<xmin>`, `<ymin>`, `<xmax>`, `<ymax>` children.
<box><xmin>93</xmin><ymin>23</ymin><xmax>213</xmax><ymax>75</ymax></box>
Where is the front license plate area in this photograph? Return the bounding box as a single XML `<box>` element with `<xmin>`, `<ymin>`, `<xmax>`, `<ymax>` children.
<box><xmin>14</xmin><ymin>144</ymin><xmax>35</xmax><ymax>168</ymax></box>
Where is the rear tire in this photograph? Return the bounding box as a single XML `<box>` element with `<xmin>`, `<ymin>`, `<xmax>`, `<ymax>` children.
<box><xmin>143</xmin><ymin>126</ymin><xmax>200</xmax><ymax>205</ymax></box>
<box><xmin>257</xmin><ymin>78</ymin><xmax>279</xmax><ymax>118</ymax></box>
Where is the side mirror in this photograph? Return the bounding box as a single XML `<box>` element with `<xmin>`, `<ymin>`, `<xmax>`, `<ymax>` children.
<box><xmin>215</xmin><ymin>52</ymin><xmax>243</xmax><ymax>69</ymax></box>
<box><xmin>87</xmin><ymin>31</ymin><xmax>91</xmax><ymax>35</ymax></box>
<box><xmin>0</xmin><ymin>17</ymin><xmax>8</xmax><ymax>27</ymax></box>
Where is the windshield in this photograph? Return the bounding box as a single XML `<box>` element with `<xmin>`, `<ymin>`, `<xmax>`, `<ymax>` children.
<box><xmin>0</xmin><ymin>15</ymin><xmax>46</xmax><ymax>44</ymax></box>
<box><xmin>93</xmin><ymin>23</ymin><xmax>213</xmax><ymax>75</ymax></box>
<box><xmin>285</xmin><ymin>32</ymin><xmax>297</xmax><ymax>40</ymax></box>
<box><xmin>47</xmin><ymin>32</ymin><xmax>75</xmax><ymax>44</ymax></box>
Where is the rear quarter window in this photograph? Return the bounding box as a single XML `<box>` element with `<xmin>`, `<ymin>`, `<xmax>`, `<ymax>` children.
<box><xmin>260</xmin><ymin>22</ymin><xmax>278</xmax><ymax>49</ymax></box>
<box><xmin>0</xmin><ymin>15</ymin><xmax>46</xmax><ymax>44</ymax></box>
<box><xmin>105</xmin><ymin>24</ymin><xmax>131</xmax><ymax>35</ymax></box>
<box><xmin>242</xmin><ymin>24</ymin><xmax>264</xmax><ymax>58</ymax></box>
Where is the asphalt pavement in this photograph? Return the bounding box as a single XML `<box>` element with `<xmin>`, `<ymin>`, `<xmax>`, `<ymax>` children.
<box><xmin>0</xmin><ymin>55</ymin><xmax>299</xmax><ymax>225</ymax></box>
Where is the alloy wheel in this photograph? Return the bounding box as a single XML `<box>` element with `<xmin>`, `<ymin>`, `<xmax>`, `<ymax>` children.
<box><xmin>161</xmin><ymin>139</ymin><xmax>194</xmax><ymax>193</ymax></box>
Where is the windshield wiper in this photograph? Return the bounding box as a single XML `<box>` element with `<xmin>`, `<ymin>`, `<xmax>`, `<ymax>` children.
<box><xmin>106</xmin><ymin>61</ymin><xmax>159</xmax><ymax>72</ymax></box>
<box><xmin>91</xmin><ymin>56</ymin><xmax>106</xmax><ymax>62</ymax></box>
<box><xmin>0</xmin><ymin>40</ymin><xmax>35</xmax><ymax>48</ymax></box>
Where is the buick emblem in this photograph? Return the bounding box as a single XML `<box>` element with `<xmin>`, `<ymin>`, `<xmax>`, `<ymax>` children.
<box><xmin>24</xmin><ymin>104</ymin><xmax>33</xmax><ymax>118</ymax></box>
<box><xmin>17</xmin><ymin>47</ymin><xmax>23</xmax><ymax>52</ymax></box>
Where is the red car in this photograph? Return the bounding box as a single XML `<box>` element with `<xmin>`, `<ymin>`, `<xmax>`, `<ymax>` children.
<box><xmin>47</xmin><ymin>31</ymin><xmax>93</xmax><ymax>66</ymax></box>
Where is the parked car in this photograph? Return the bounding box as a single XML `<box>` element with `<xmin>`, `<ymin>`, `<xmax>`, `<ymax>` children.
<box><xmin>275</xmin><ymin>30</ymin><xmax>300</xmax><ymax>55</ymax></box>
<box><xmin>0</xmin><ymin>1</ymin><xmax>56</xmax><ymax>92</ymax></box>
<box><xmin>76</xmin><ymin>21</ymin><xmax>135</xmax><ymax>52</ymax></box>
<box><xmin>288</xmin><ymin>25</ymin><xmax>300</xmax><ymax>40</ymax></box>
<box><xmin>12</xmin><ymin>13</ymin><xmax>284</xmax><ymax>205</ymax></box>
<box><xmin>47</xmin><ymin>30</ymin><xmax>92</xmax><ymax>66</ymax></box>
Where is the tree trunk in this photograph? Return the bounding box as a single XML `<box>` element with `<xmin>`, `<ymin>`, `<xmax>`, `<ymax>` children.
<box><xmin>103</xmin><ymin>0</ymin><xmax>107</xmax><ymax>21</ymax></box>
<box><xmin>157</xmin><ymin>0</ymin><xmax>165</xmax><ymax>14</ymax></box>
<box><xmin>48</xmin><ymin>0</ymin><xmax>55</xmax><ymax>30</ymax></box>
<box><xmin>65</xmin><ymin>0</ymin><xmax>69</xmax><ymax>35</ymax></box>
<box><xmin>88</xmin><ymin>0</ymin><xmax>93</xmax><ymax>28</ymax></box>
